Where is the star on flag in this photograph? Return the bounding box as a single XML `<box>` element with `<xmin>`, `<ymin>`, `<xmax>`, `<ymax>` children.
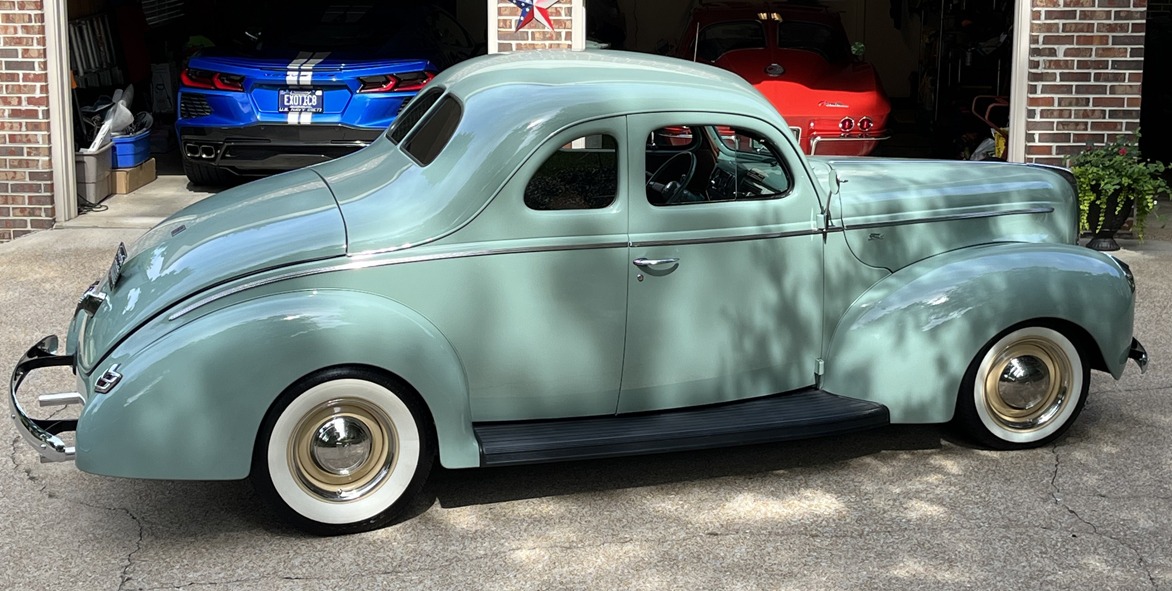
<box><xmin>509</xmin><ymin>0</ymin><xmax>561</xmax><ymax>31</ymax></box>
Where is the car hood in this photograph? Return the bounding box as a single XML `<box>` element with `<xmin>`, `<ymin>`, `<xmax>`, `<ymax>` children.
<box><xmin>823</xmin><ymin>158</ymin><xmax>1079</xmax><ymax>271</ymax></box>
<box><xmin>78</xmin><ymin>169</ymin><xmax>346</xmax><ymax>371</ymax></box>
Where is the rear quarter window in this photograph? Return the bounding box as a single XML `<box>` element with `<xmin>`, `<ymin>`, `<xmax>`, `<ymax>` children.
<box><xmin>402</xmin><ymin>96</ymin><xmax>463</xmax><ymax>166</ymax></box>
<box><xmin>387</xmin><ymin>88</ymin><xmax>442</xmax><ymax>144</ymax></box>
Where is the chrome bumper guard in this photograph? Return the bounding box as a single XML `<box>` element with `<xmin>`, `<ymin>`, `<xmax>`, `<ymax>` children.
<box><xmin>9</xmin><ymin>336</ymin><xmax>81</xmax><ymax>463</ymax></box>
<box><xmin>1129</xmin><ymin>338</ymin><xmax>1148</xmax><ymax>374</ymax></box>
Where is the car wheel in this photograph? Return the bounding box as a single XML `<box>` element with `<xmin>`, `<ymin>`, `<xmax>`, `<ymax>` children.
<box><xmin>252</xmin><ymin>368</ymin><xmax>434</xmax><ymax>535</ymax></box>
<box><xmin>182</xmin><ymin>156</ymin><xmax>237</xmax><ymax>187</ymax></box>
<box><xmin>955</xmin><ymin>326</ymin><xmax>1089</xmax><ymax>449</ymax></box>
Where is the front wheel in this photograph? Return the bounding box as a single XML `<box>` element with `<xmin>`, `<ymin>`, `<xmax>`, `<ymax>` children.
<box><xmin>252</xmin><ymin>368</ymin><xmax>434</xmax><ymax>535</ymax></box>
<box><xmin>954</xmin><ymin>326</ymin><xmax>1089</xmax><ymax>449</ymax></box>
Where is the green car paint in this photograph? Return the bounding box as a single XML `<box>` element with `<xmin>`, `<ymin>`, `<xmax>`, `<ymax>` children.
<box><xmin>31</xmin><ymin>50</ymin><xmax>1134</xmax><ymax>479</ymax></box>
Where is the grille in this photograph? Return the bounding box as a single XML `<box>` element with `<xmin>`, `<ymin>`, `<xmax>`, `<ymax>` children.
<box><xmin>179</xmin><ymin>94</ymin><xmax>212</xmax><ymax>119</ymax></box>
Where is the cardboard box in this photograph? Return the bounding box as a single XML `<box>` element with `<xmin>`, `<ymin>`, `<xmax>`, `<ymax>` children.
<box><xmin>113</xmin><ymin>158</ymin><xmax>157</xmax><ymax>194</ymax></box>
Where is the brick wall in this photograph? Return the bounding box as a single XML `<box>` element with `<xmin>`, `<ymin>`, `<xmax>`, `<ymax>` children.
<box><xmin>492</xmin><ymin>0</ymin><xmax>575</xmax><ymax>52</ymax></box>
<box><xmin>0</xmin><ymin>0</ymin><xmax>53</xmax><ymax>242</ymax></box>
<box><xmin>1025</xmin><ymin>0</ymin><xmax>1148</xmax><ymax>166</ymax></box>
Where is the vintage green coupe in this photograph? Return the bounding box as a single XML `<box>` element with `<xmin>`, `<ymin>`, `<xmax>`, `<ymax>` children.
<box><xmin>12</xmin><ymin>51</ymin><xmax>1147</xmax><ymax>535</ymax></box>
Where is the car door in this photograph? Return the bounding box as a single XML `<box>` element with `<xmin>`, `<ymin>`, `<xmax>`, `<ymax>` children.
<box><xmin>619</xmin><ymin>113</ymin><xmax>824</xmax><ymax>413</ymax></box>
<box><xmin>437</xmin><ymin>118</ymin><xmax>630</xmax><ymax>422</ymax></box>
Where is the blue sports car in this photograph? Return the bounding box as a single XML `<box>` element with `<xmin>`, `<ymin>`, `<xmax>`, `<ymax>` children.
<box><xmin>177</xmin><ymin>3</ymin><xmax>475</xmax><ymax>185</ymax></box>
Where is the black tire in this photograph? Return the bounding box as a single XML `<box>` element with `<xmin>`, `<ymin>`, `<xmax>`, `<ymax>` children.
<box><xmin>954</xmin><ymin>325</ymin><xmax>1090</xmax><ymax>449</ymax></box>
<box><xmin>251</xmin><ymin>367</ymin><xmax>435</xmax><ymax>535</ymax></box>
<box><xmin>182</xmin><ymin>156</ymin><xmax>237</xmax><ymax>187</ymax></box>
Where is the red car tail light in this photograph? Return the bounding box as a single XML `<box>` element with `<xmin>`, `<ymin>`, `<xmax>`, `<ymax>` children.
<box><xmin>358</xmin><ymin>71</ymin><xmax>436</xmax><ymax>94</ymax></box>
<box><xmin>839</xmin><ymin>117</ymin><xmax>855</xmax><ymax>133</ymax></box>
<box><xmin>181</xmin><ymin>69</ymin><xmax>244</xmax><ymax>92</ymax></box>
<box><xmin>858</xmin><ymin>117</ymin><xmax>874</xmax><ymax>132</ymax></box>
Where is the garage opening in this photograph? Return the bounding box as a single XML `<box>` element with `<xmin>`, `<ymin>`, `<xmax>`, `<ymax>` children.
<box><xmin>597</xmin><ymin>0</ymin><xmax>1017</xmax><ymax>160</ymax></box>
<box><xmin>63</xmin><ymin>0</ymin><xmax>486</xmax><ymax>202</ymax></box>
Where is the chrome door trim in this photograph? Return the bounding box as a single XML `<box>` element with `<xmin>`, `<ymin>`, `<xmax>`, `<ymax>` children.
<box><xmin>168</xmin><ymin>240</ymin><xmax>630</xmax><ymax>320</ymax></box>
<box><xmin>842</xmin><ymin>206</ymin><xmax>1055</xmax><ymax>232</ymax></box>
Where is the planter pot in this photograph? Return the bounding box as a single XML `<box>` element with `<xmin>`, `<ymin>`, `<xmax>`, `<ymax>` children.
<box><xmin>1084</xmin><ymin>193</ymin><xmax>1134</xmax><ymax>251</ymax></box>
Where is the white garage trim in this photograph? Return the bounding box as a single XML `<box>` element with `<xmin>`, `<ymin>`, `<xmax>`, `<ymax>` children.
<box><xmin>1008</xmin><ymin>0</ymin><xmax>1031</xmax><ymax>163</ymax></box>
<box><xmin>45</xmin><ymin>0</ymin><xmax>76</xmax><ymax>223</ymax></box>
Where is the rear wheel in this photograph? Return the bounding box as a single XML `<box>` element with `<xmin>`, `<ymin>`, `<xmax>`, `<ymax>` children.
<box><xmin>182</xmin><ymin>156</ymin><xmax>237</xmax><ymax>187</ymax></box>
<box><xmin>252</xmin><ymin>368</ymin><xmax>434</xmax><ymax>535</ymax></box>
<box><xmin>955</xmin><ymin>326</ymin><xmax>1089</xmax><ymax>449</ymax></box>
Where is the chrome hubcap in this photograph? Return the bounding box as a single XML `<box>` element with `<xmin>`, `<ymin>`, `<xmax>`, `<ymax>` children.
<box><xmin>291</xmin><ymin>399</ymin><xmax>397</xmax><ymax>502</ymax></box>
<box><xmin>983</xmin><ymin>338</ymin><xmax>1072</xmax><ymax>431</ymax></box>
<box><xmin>310</xmin><ymin>417</ymin><xmax>372</xmax><ymax>476</ymax></box>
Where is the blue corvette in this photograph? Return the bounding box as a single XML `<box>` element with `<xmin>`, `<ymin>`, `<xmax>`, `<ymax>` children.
<box><xmin>177</xmin><ymin>4</ymin><xmax>474</xmax><ymax>185</ymax></box>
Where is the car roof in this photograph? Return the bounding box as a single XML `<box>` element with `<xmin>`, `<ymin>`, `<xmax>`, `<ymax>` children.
<box><xmin>437</xmin><ymin>49</ymin><xmax>782</xmax><ymax>125</ymax></box>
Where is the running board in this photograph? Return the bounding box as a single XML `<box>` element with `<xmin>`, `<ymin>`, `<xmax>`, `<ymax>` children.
<box><xmin>474</xmin><ymin>389</ymin><xmax>889</xmax><ymax>467</ymax></box>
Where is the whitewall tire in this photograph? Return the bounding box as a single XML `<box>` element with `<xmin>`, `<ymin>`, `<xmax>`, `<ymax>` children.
<box><xmin>252</xmin><ymin>368</ymin><xmax>434</xmax><ymax>535</ymax></box>
<box><xmin>956</xmin><ymin>326</ymin><xmax>1089</xmax><ymax>449</ymax></box>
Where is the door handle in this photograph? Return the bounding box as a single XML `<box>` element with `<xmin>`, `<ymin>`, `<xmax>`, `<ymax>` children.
<box><xmin>633</xmin><ymin>257</ymin><xmax>680</xmax><ymax>268</ymax></box>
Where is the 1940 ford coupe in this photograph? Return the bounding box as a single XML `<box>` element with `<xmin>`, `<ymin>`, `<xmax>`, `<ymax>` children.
<box><xmin>12</xmin><ymin>51</ymin><xmax>1147</xmax><ymax>535</ymax></box>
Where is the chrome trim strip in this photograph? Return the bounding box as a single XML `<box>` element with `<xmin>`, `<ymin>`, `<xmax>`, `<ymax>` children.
<box><xmin>168</xmin><ymin>240</ymin><xmax>630</xmax><ymax>320</ymax></box>
<box><xmin>631</xmin><ymin>227</ymin><xmax>824</xmax><ymax>248</ymax></box>
<box><xmin>842</xmin><ymin>207</ymin><xmax>1055</xmax><ymax>231</ymax></box>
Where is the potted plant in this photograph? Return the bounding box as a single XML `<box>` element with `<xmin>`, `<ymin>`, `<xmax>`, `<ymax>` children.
<box><xmin>1069</xmin><ymin>131</ymin><xmax>1169</xmax><ymax>251</ymax></box>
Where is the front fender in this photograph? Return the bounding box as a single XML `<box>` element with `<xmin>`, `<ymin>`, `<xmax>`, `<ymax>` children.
<box><xmin>75</xmin><ymin>289</ymin><xmax>476</xmax><ymax>480</ymax></box>
<box><xmin>822</xmin><ymin>243</ymin><xmax>1134</xmax><ymax>423</ymax></box>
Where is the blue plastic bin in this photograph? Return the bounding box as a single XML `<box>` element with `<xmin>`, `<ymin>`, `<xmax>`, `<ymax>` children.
<box><xmin>112</xmin><ymin>130</ymin><xmax>151</xmax><ymax>168</ymax></box>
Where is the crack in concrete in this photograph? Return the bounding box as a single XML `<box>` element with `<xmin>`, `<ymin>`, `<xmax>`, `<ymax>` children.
<box><xmin>9</xmin><ymin>434</ymin><xmax>149</xmax><ymax>590</ymax></box>
<box><xmin>9</xmin><ymin>435</ymin><xmax>48</xmax><ymax>495</ymax></box>
<box><xmin>1050</xmin><ymin>442</ymin><xmax>1158</xmax><ymax>589</ymax></box>
<box><xmin>115</xmin><ymin>507</ymin><xmax>145</xmax><ymax>591</ymax></box>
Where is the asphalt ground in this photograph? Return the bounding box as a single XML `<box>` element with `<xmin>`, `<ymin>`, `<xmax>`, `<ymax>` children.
<box><xmin>2</xmin><ymin>181</ymin><xmax>1170</xmax><ymax>590</ymax></box>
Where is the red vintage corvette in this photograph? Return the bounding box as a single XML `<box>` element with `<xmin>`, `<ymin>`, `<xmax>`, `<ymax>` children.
<box><xmin>677</xmin><ymin>2</ymin><xmax>890</xmax><ymax>156</ymax></box>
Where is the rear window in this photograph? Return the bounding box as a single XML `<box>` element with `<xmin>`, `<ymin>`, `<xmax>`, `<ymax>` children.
<box><xmin>403</xmin><ymin>96</ymin><xmax>462</xmax><ymax>166</ymax></box>
<box><xmin>387</xmin><ymin>88</ymin><xmax>442</xmax><ymax>144</ymax></box>
<box><xmin>697</xmin><ymin>21</ymin><xmax>765</xmax><ymax>61</ymax></box>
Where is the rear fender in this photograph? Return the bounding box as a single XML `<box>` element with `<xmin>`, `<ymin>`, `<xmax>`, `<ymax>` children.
<box><xmin>76</xmin><ymin>289</ymin><xmax>475</xmax><ymax>480</ymax></box>
<box><xmin>821</xmin><ymin>243</ymin><xmax>1134</xmax><ymax>423</ymax></box>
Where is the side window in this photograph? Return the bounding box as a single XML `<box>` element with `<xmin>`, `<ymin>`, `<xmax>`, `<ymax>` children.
<box><xmin>646</xmin><ymin>125</ymin><xmax>791</xmax><ymax>206</ymax></box>
<box><xmin>525</xmin><ymin>134</ymin><xmax>618</xmax><ymax>211</ymax></box>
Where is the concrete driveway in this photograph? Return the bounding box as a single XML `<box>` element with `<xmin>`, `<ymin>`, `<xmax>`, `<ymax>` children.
<box><xmin>3</xmin><ymin>182</ymin><xmax>1170</xmax><ymax>590</ymax></box>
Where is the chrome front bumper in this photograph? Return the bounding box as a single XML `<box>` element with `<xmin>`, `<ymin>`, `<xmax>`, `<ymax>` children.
<box><xmin>9</xmin><ymin>335</ymin><xmax>82</xmax><ymax>463</ymax></box>
<box><xmin>1129</xmin><ymin>338</ymin><xmax>1149</xmax><ymax>374</ymax></box>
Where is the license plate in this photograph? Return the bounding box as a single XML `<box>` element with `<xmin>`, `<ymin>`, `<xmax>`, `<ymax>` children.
<box><xmin>279</xmin><ymin>89</ymin><xmax>323</xmax><ymax>113</ymax></box>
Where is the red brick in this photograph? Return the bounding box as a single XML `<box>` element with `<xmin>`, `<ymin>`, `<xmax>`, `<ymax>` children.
<box><xmin>1040</xmin><ymin>109</ymin><xmax>1074</xmax><ymax>119</ymax></box>
<box><xmin>1040</xmin><ymin>84</ymin><xmax>1075</xmax><ymax>94</ymax></box>
<box><xmin>1043</xmin><ymin>34</ymin><xmax>1076</xmax><ymax>44</ymax></box>
<box><xmin>1078</xmin><ymin>9</ymin><xmax>1112</xmax><ymax>18</ymax></box>
<box><xmin>1076</xmin><ymin>59</ymin><xmax>1111</xmax><ymax>69</ymax></box>
<box><xmin>1074</xmin><ymin>84</ymin><xmax>1109</xmax><ymax>94</ymax></box>
<box><xmin>1057</xmin><ymin>121</ymin><xmax>1090</xmax><ymax>131</ymax></box>
<box><xmin>1060</xmin><ymin>71</ymin><xmax>1093</xmax><ymax>82</ymax></box>
<box><xmin>1092</xmin><ymin>97</ymin><xmax>1127</xmax><ymax>107</ymax></box>
<box><xmin>1062</xmin><ymin>22</ymin><xmax>1096</xmax><ymax>32</ymax></box>
<box><xmin>1058</xmin><ymin>96</ymin><xmax>1091</xmax><ymax>107</ymax></box>
<box><xmin>1029</xmin><ymin>96</ymin><xmax>1055</xmax><ymax>107</ymax></box>
<box><xmin>28</xmin><ymin>218</ymin><xmax>52</xmax><ymax>230</ymax></box>
<box><xmin>1090</xmin><ymin>120</ymin><xmax>1124</xmax><ymax>131</ymax></box>
<box><xmin>1093</xmin><ymin>71</ymin><xmax>1127</xmax><ymax>82</ymax></box>
<box><xmin>0</xmin><ymin>194</ymin><xmax>26</xmax><ymax>205</ymax></box>
<box><xmin>1108</xmin><ymin>84</ymin><xmax>1142</xmax><ymax>95</ymax></box>
<box><xmin>1027</xmin><ymin>145</ymin><xmax>1055</xmax><ymax>156</ymax></box>
<box><xmin>1063</xmin><ymin>48</ymin><xmax>1093</xmax><ymax>58</ymax></box>
<box><xmin>26</xmin><ymin>170</ymin><xmax>50</xmax><ymax>181</ymax></box>
<box><xmin>1045</xmin><ymin>9</ymin><xmax>1079</xmax><ymax>18</ymax></box>
<box><xmin>1095</xmin><ymin>22</ymin><xmax>1130</xmax><ymax>33</ymax></box>
<box><xmin>26</xmin><ymin>194</ymin><xmax>51</xmax><ymax>205</ymax></box>
<box><xmin>0</xmin><ymin>219</ymin><xmax>29</xmax><ymax>229</ymax></box>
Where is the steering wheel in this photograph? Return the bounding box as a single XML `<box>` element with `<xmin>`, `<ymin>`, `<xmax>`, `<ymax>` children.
<box><xmin>646</xmin><ymin>152</ymin><xmax>697</xmax><ymax>205</ymax></box>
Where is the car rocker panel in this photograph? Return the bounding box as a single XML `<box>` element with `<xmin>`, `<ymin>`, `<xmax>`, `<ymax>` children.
<box><xmin>11</xmin><ymin>50</ymin><xmax>1146</xmax><ymax>535</ymax></box>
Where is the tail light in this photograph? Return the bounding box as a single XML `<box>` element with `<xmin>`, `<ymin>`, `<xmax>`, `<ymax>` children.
<box><xmin>838</xmin><ymin>117</ymin><xmax>855</xmax><ymax>133</ymax></box>
<box><xmin>181</xmin><ymin>69</ymin><xmax>244</xmax><ymax>92</ymax></box>
<box><xmin>858</xmin><ymin>117</ymin><xmax>874</xmax><ymax>132</ymax></box>
<box><xmin>357</xmin><ymin>71</ymin><xmax>435</xmax><ymax>94</ymax></box>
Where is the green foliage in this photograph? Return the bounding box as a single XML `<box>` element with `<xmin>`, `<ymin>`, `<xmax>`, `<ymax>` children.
<box><xmin>1069</xmin><ymin>131</ymin><xmax>1169</xmax><ymax>239</ymax></box>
